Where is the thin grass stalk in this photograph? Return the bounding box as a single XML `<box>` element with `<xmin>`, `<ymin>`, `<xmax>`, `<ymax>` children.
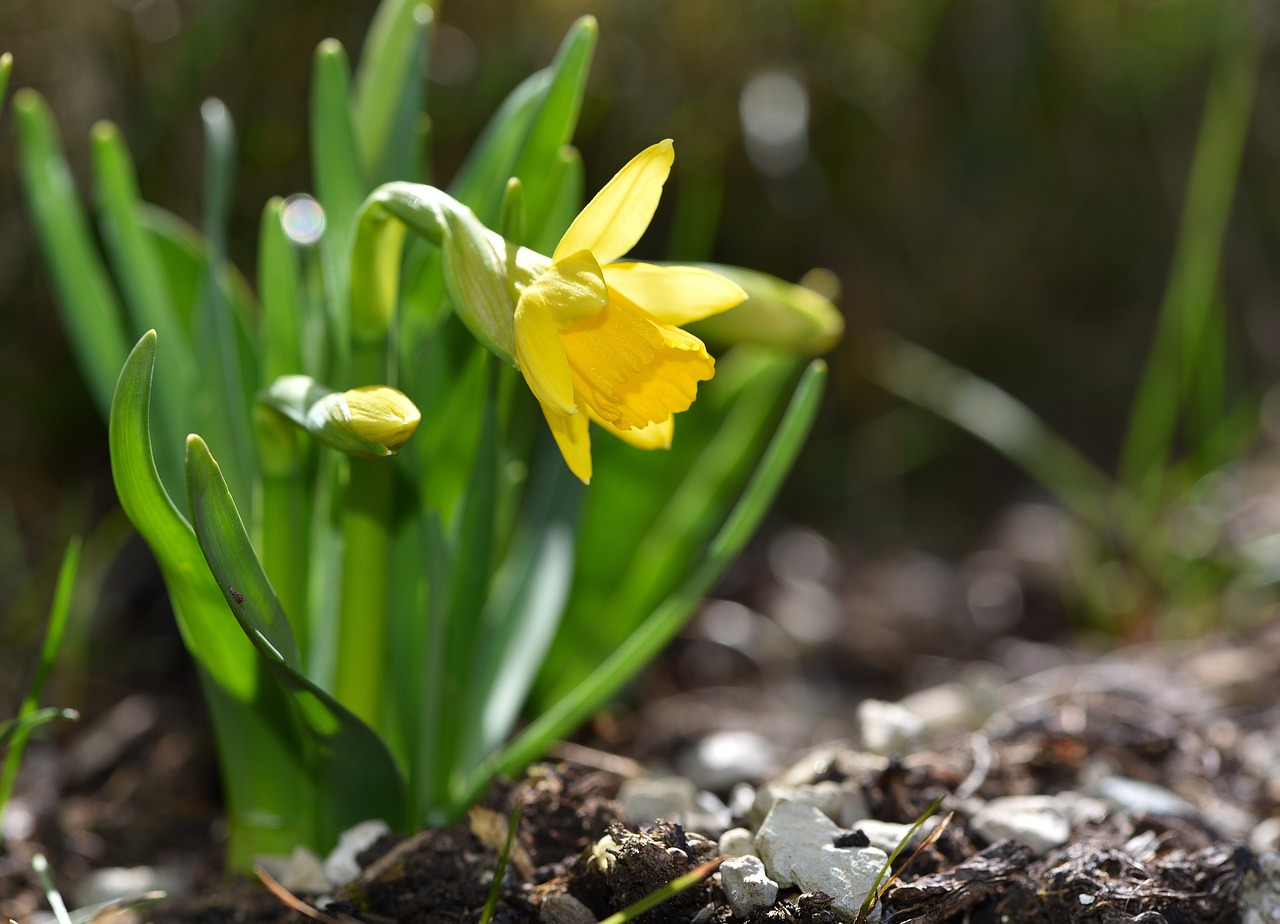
<box><xmin>0</xmin><ymin>538</ymin><xmax>81</xmax><ymax>840</ymax></box>
<box><xmin>1117</xmin><ymin>7</ymin><xmax>1261</xmax><ymax>511</ymax></box>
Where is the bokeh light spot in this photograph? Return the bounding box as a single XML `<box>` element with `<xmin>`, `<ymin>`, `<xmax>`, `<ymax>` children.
<box><xmin>739</xmin><ymin>70</ymin><xmax>809</xmax><ymax>176</ymax></box>
<box><xmin>282</xmin><ymin>194</ymin><xmax>326</xmax><ymax>245</ymax></box>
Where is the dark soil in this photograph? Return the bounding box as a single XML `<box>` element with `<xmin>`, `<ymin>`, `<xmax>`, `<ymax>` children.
<box><xmin>4</xmin><ymin>527</ymin><xmax>1279</xmax><ymax>923</ymax></box>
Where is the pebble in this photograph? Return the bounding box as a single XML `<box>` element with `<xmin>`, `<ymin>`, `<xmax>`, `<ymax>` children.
<box><xmin>850</xmin><ymin>819</ymin><xmax>920</xmax><ymax>855</ymax></box>
<box><xmin>719</xmin><ymin>826</ymin><xmax>756</xmax><ymax>858</ymax></box>
<box><xmin>1239</xmin><ymin>851</ymin><xmax>1280</xmax><ymax>924</ymax></box>
<box><xmin>779</xmin><ymin>745</ymin><xmax>888</xmax><ymax>786</ymax></box>
<box><xmin>281</xmin><ymin>846</ymin><xmax>330</xmax><ymax>894</ymax></box>
<box><xmin>71</xmin><ymin>865</ymin><xmax>191</xmax><ymax>908</ymax></box>
<box><xmin>617</xmin><ymin>777</ymin><xmax>699</xmax><ymax>827</ymax></box>
<box><xmin>540</xmin><ymin>892</ymin><xmax>598</xmax><ymax>924</ymax></box>
<box><xmin>719</xmin><ymin>855</ymin><xmax>779</xmax><ymax>918</ymax></box>
<box><xmin>1252</xmin><ymin>818</ymin><xmax>1280</xmax><ymax>855</ymax></box>
<box><xmin>677</xmin><ymin>729</ymin><xmax>780</xmax><ymax>791</ymax></box>
<box><xmin>1083</xmin><ymin>776</ymin><xmax>1197</xmax><ymax>819</ymax></box>
<box><xmin>752</xmin><ymin>781</ymin><xmax>869</xmax><ymax>828</ymax></box>
<box><xmin>970</xmin><ymin>795</ymin><xmax>1070</xmax><ymax>855</ymax></box>
<box><xmin>755</xmin><ymin>800</ymin><xmax>888</xmax><ymax>923</ymax></box>
<box><xmin>323</xmin><ymin>819</ymin><xmax>391</xmax><ymax>887</ymax></box>
<box><xmin>856</xmin><ymin>699</ymin><xmax>924</xmax><ymax>755</ymax></box>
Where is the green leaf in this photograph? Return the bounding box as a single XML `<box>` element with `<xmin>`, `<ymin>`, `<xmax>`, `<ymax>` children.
<box><xmin>531</xmin><ymin>349</ymin><xmax>798</xmax><ymax>708</ymax></box>
<box><xmin>511</xmin><ymin>16</ymin><xmax>596</xmax><ymax>232</ymax></box>
<box><xmin>487</xmin><ymin>360</ymin><xmax>828</xmax><ymax>788</ymax></box>
<box><xmin>0</xmin><ymin>52</ymin><xmax>12</xmax><ymax>110</ymax></box>
<box><xmin>185</xmin><ymin>433</ymin><xmax>406</xmax><ymax>846</ymax></box>
<box><xmin>352</xmin><ymin>0</ymin><xmax>433</xmax><ymax>186</ymax></box>
<box><xmin>111</xmin><ymin>331</ymin><xmax>340</xmax><ymax>864</ymax></box>
<box><xmin>463</xmin><ymin>437</ymin><xmax>581</xmax><ymax>769</ymax></box>
<box><xmin>192</xmin><ymin>99</ymin><xmax>256</xmax><ymax>514</ymax></box>
<box><xmin>0</xmin><ymin>708</ymin><xmax>78</xmax><ymax>752</ymax></box>
<box><xmin>0</xmin><ymin>537</ymin><xmax>82</xmax><ymax>834</ymax></box>
<box><xmin>448</xmin><ymin>69</ymin><xmax>549</xmax><ymax>223</ymax></box>
<box><xmin>14</xmin><ymin>89</ymin><xmax>131</xmax><ymax>417</ymax></box>
<box><xmin>312</xmin><ymin>39</ymin><xmax>367</xmax><ymax>357</ymax></box>
<box><xmin>258</xmin><ymin>198</ymin><xmax>306</xmax><ymax>383</ymax></box>
<box><xmin>91</xmin><ymin>121</ymin><xmax>196</xmax><ymax>496</ymax></box>
<box><xmin>1118</xmin><ymin>9</ymin><xmax>1261</xmax><ymax>508</ymax></box>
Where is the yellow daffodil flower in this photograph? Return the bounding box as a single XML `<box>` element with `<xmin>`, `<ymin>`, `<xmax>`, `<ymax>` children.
<box><xmin>512</xmin><ymin>140</ymin><xmax>747</xmax><ymax>483</ymax></box>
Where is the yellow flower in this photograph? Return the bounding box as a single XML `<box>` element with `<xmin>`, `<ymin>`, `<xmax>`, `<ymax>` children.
<box><xmin>513</xmin><ymin>140</ymin><xmax>746</xmax><ymax>483</ymax></box>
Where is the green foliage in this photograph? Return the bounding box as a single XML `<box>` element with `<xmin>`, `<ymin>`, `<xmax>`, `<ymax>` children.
<box><xmin>12</xmin><ymin>3</ymin><xmax>835</xmax><ymax>866</ymax></box>
<box><xmin>862</xmin><ymin>6</ymin><xmax>1264</xmax><ymax>636</ymax></box>
<box><xmin>0</xmin><ymin>538</ymin><xmax>81</xmax><ymax>844</ymax></box>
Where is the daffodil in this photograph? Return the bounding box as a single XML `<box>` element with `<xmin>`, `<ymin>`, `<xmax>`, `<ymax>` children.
<box><xmin>511</xmin><ymin>140</ymin><xmax>747</xmax><ymax>483</ymax></box>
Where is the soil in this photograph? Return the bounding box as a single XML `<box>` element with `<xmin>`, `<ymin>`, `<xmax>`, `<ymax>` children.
<box><xmin>3</xmin><ymin>531</ymin><xmax>1279</xmax><ymax>923</ymax></box>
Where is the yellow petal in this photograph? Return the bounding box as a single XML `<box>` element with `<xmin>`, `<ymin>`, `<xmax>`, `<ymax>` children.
<box><xmin>590</xmin><ymin>407</ymin><xmax>675</xmax><ymax>450</ymax></box>
<box><xmin>553</xmin><ymin>140</ymin><xmax>674</xmax><ymax>266</ymax></box>
<box><xmin>560</xmin><ymin>297</ymin><xmax>714</xmax><ymax>432</ymax></box>
<box><xmin>541</xmin><ymin>401</ymin><xmax>592</xmax><ymax>483</ymax></box>
<box><xmin>541</xmin><ymin>250</ymin><xmax>609</xmax><ymax>327</ymax></box>
<box><xmin>515</xmin><ymin>293</ymin><xmax>577</xmax><ymax>416</ymax></box>
<box><xmin>602</xmin><ymin>262</ymin><xmax>747</xmax><ymax>326</ymax></box>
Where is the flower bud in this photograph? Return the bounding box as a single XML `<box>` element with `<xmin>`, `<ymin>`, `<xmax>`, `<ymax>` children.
<box><xmin>261</xmin><ymin>375</ymin><xmax>421</xmax><ymax>457</ymax></box>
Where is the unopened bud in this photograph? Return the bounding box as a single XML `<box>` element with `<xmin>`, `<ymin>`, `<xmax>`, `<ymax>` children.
<box><xmin>261</xmin><ymin>375</ymin><xmax>421</xmax><ymax>457</ymax></box>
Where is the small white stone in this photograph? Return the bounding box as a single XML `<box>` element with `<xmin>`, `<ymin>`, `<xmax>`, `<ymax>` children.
<box><xmin>678</xmin><ymin>730</ymin><xmax>779</xmax><ymax>791</ymax></box>
<box><xmin>752</xmin><ymin>782</ymin><xmax>868</xmax><ymax>828</ymax></box>
<box><xmin>856</xmin><ymin>699</ymin><xmax>924</xmax><ymax>756</ymax></box>
<box><xmin>1084</xmin><ymin>776</ymin><xmax>1197</xmax><ymax>819</ymax></box>
<box><xmin>617</xmin><ymin>776</ymin><xmax>699</xmax><ymax>827</ymax></box>
<box><xmin>851</xmin><ymin>819</ymin><xmax>920</xmax><ymax>856</ymax></box>
<box><xmin>282</xmin><ymin>846</ymin><xmax>331</xmax><ymax>894</ymax></box>
<box><xmin>793</xmin><ymin>844</ymin><xmax>887</xmax><ymax>923</ymax></box>
<box><xmin>1238</xmin><ymin>851</ymin><xmax>1280</xmax><ymax>924</ymax></box>
<box><xmin>720</xmin><ymin>855</ymin><xmax>779</xmax><ymax>918</ymax></box>
<box><xmin>757</xmin><ymin>800</ymin><xmax>841</xmax><ymax>888</ymax></box>
<box><xmin>971</xmin><ymin>796</ymin><xmax>1070</xmax><ymax>855</ymax></box>
<box><xmin>540</xmin><ymin>892</ymin><xmax>598</xmax><ymax>924</ymax></box>
<box><xmin>755</xmin><ymin>800</ymin><xmax>887</xmax><ymax>923</ymax></box>
<box><xmin>323</xmin><ymin>819</ymin><xmax>391</xmax><ymax>887</ymax></box>
<box><xmin>719</xmin><ymin>826</ymin><xmax>757</xmax><ymax>858</ymax></box>
<box><xmin>1251</xmin><ymin>817</ymin><xmax>1280</xmax><ymax>854</ymax></box>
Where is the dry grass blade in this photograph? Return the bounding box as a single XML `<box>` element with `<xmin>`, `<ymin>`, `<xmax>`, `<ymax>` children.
<box><xmin>253</xmin><ymin>864</ymin><xmax>361</xmax><ymax>924</ymax></box>
<box><xmin>73</xmin><ymin>890</ymin><xmax>167</xmax><ymax>924</ymax></box>
<box><xmin>855</xmin><ymin>796</ymin><xmax>949</xmax><ymax>923</ymax></box>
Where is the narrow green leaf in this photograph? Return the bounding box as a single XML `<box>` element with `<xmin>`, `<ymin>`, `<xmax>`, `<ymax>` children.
<box><xmin>485</xmin><ymin>361</ymin><xmax>828</xmax><ymax>788</ymax></box>
<box><xmin>352</xmin><ymin>0</ymin><xmax>433</xmax><ymax>185</ymax></box>
<box><xmin>862</xmin><ymin>331</ymin><xmax>1114</xmax><ymax>534</ymax></box>
<box><xmin>185</xmin><ymin>433</ymin><xmax>406</xmax><ymax>845</ymax></box>
<box><xmin>0</xmin><ymin>708</ymin><xmax>78</xmax><ymax>751</ymax></box>
<box><xmin>0</xmin><ymin>537</ymin><xmax>82</xmax><ymax>834</ymax></box>
<box><xmin>312</xmin><ymin>39</ymin><xmax>367</xmax><ymax>357</ymax></box>
<box><xmin>463</xmin><ymin>438</ymin><xmax>580</xmax><ymax>768</ymax></box>
<box><xmin>110</xmin><ymin>331</ymin><xmax>321</xmax><ymax>865</ymax></box>
<box><xmin>533</xmin><ymin>349</ymin><xmax>795</xmax><ymax>708</ymax></box>
<box><xmin>14</xmin><ymin>89</ymin><xmax>130</xmax><ymax>417</ymax></box>
<box><xmin>111</xmin><ymin>331</ymin><xmax>257</xmax><ymax>699</ymax></box>
<box><xmin>193</xmin><ymin>99</ymin><xmax>256</xmax><ymax>513</ymax></box>
<box><xmin>91</xmin><ymin>121</ymin><xmax>195</xmax><ymax>495</ymax></box>
<box><xmin>1118</xmin><ymin>8</ymin><xmax>1260</xmax><ymax>506</ymax></box>
<box><xmin>0</xmin><ymin>53</ymin><xmax>13</xmax><ymax>110</ymax></box>
<box><xmin>511</xmin><ymin>17</ymin><xmax>596</xmax><ymax>229</ymax></box>
<box><xmin>448</xmin><ymin>71</ymin><xmax>548</xmax><ymax>223</ymax></box>
<box><xmin>259</xmin><ymin>198</ymin><xmax>305</xmax><ymax>382</ymax></box>
<box><xmin>186</xmin><ymin>436</ymin><xmax>301</xmax><ymax>669</ymax></box>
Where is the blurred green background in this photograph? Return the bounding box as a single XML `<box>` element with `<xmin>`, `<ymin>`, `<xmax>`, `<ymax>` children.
<box><xmin>3</xmin><ymin>0</ymin><xmax>1278</xmax><ymax>641</ymax></box>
